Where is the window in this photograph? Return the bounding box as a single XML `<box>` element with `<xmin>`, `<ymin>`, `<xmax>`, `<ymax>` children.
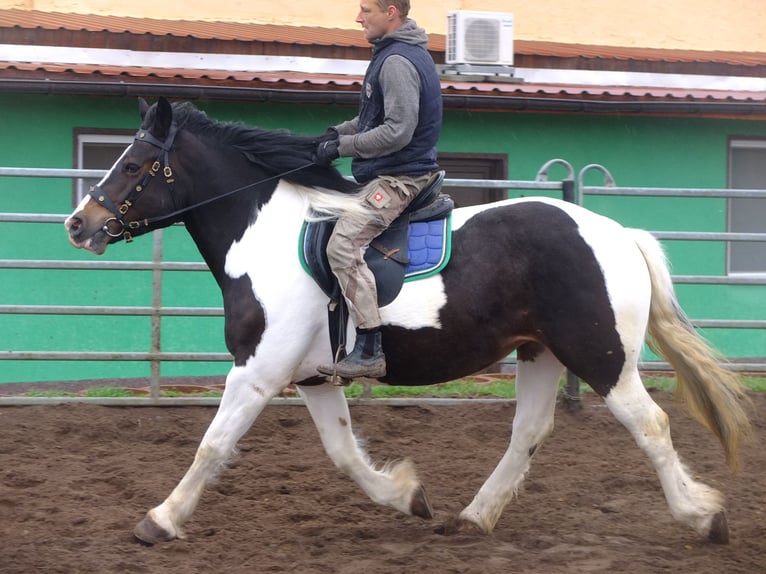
<box><xmin>728</xmin><ymin>138</ymin><xmax>766</xmax><ymax>274</ymax></box>
<box><xmin>72</xmin><ymin>129</ymin><xmax>134</xmax><ymax>205</ymax></box>
<box><xmin>436</xmin><ymin>152</ymin><xmax>507</xmax><ymax>207</ymax></box>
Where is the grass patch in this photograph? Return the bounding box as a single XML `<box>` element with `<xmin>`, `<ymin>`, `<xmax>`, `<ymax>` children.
<box><xmin>22</xmin><ymin>388</ymin><xmax>79</xmax><ymax>398</ymax></box>
<box><xmin>740</xmin><ymin>376</ymin><xmax>766</xmax><ymax>392</ymax></box>
<box><xmin>344</xmin><ymin>377</ymin><xmax>518</xmax><ymax>399</ymax></box>
<box><xmin>344</xmin><ymin>373</ymin><xmax>766</xmax><ymax>400</ymax></box>
<box><xmin>159</xmin><ymin>389</ymin><xmax>223</xmax><ymax>398</ymax></box>
<box><xmin>18</xmin><ymin>386</ymin><xmax>138</xmax><ymax>398</ymax></box>
<box><xmin>9</xmin><ymin>386</ymin><xmax>223</xmax><ymax>398</ymax></box>
<box><xmin>83</xmin><ymin>386</ymin><xmax>136</xmax><ymax>398</ymax></box>
<box><xmin>6</xmin><ymin>374</ymin><xmax>765</xmax><ymax>399</ymax></box>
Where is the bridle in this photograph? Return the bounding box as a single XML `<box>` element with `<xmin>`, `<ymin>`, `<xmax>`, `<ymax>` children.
<box><xmin>88</xmin><ymin>122</ymin><xmax>314</xmax><ymax>243</ymax></box>
<box><xmin>89</xmin><ymin>124</ymin><xmax>179</xmax><ymax>243</ymax></box>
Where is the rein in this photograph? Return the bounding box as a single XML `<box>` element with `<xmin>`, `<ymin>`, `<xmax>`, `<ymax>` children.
<box><xmin>89</xmin><ymin>123</ymin><xmax>314</xmax><ymax>243</ymax></box>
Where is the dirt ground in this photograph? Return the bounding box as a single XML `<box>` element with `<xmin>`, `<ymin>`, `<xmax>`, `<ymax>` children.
<box><xmin>0</xmin><ymin>389</ymin><xmax>763</xmax><ymax>574</ymax></box>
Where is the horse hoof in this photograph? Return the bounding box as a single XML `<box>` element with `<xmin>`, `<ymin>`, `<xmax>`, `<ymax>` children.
<box><xmin>708</xmin><ymin>511</ymin><xmax>729</xmax><ymax>544</ymax></box>
<box><xmin>410</xmin><ymin>485</ymin><xmax>433</xmax><ymax>519</ymax></box>
<box><xmin>434</xmin><ymin>516</ymin><xmax>485</xmax><ymax>536</ymax></box>
<box><xmin>134</xmin><ymin>514</ymin><xmax>176</xmax><ymax>545</ymax></box>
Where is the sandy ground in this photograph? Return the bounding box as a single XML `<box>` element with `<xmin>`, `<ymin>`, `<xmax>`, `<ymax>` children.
<box><xmin>0</xmin><ymin>389</ymin><xmax>764</xmax><ymax>574</ymax></box>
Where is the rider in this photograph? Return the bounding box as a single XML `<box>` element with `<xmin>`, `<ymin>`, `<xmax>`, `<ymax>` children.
<box><xmin>314</xmin><ymin>0</ymin><xmax>443</xmax><ymax>379</ymax></box>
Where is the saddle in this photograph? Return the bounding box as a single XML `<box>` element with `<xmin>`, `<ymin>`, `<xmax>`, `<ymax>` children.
<box><xmin>299</xmin><ymin>171</ymin><xmax>454</xmax><ymax>367</ymax></box>
<box><xmin>300</xmin><ymin>170</ymin><xmax>454</xmax><ymax>306</ymax></box>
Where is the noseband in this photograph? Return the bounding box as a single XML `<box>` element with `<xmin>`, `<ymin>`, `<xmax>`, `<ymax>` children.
<box><xmin>88</xmin><ymin>124</ymin><xmax>178</xmax><ymax>243</ymax></box>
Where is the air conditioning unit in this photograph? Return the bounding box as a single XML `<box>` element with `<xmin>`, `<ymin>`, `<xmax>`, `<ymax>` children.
<box><xmin>446</xmin><ymin>11</ymin><xmax>514</xmax><ymax>67</ymax></box>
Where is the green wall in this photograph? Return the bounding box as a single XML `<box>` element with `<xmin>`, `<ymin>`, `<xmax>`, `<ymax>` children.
<box><xmin>1</xmin><ymin>93</ymin><xmax>764</xmax><ymax>384</ymax></box>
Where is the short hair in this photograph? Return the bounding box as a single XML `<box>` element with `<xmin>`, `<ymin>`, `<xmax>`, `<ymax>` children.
<box><xmin>373</xmin><ymin>0</ymin><xmax>410</xmax><ymax>18</ymax></box>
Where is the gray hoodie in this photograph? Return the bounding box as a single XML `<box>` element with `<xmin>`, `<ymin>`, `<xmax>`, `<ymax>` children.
<box><xmin>335</xmin><ymin>19</ymin><xmax>431</xmax><ymax>160</ymax></box>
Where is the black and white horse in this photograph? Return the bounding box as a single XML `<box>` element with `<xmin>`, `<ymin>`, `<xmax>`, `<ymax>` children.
<box><xmin>65</xmin><ymin>98</ymin><xmax>750</xmax><ymax>545</ymax></box>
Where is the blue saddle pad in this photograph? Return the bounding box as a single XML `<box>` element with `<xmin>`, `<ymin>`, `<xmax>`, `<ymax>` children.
<box><xmin>299</xmin><ymin>215</ymin><xmax>452</xmax><ymax>306</ymax></box>
<box><xmin>403</xmin><ymin>218</ymin><xmax>451</xmax><ymax>279</ymax></box>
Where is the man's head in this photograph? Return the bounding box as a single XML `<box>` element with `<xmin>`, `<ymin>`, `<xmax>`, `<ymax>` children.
<box><xmin>356</xmin><ymin>0</ymin><xmax>410</xmax><ymax>42</ymax></box>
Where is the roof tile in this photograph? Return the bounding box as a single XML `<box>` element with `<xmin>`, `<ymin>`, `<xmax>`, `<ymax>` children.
<box><xmin>3</xmin><ymin>60</ymin><xmax>762</xmax><ymax>104</ymax></box>
<box><xmin>2</xmin><ymin>8</ymin><xmax>765</xmax><ymax>67</ymax></box>
<box><xmin>1</xmin><ymin>9</ymin><xmax>764</xmax><ymax>114</ymax></box>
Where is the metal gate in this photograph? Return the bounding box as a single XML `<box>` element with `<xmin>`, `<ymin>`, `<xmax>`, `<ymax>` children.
<box><xmin>578</xmin><ymin>163</ymin><xmax>766</xmax><ymax>374</ymax></box>
<box><xmin>1</xmin><ymin>161</ymin><xmax>763</xmax><ymax>405</ymax></box>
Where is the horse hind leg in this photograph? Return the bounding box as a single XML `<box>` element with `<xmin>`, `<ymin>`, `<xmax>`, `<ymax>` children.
<box><xmin>297</xmin><ymin>382</ymin><xmax>433</xmax><ymax>519</ymax></box>
<box><xmin>602</xmin><ymin>369</ymin><xmax>729</xmax><ymax>543</ymax></box>
<box><xmin>440</xmin><ymin>345</ymin><xmax>564</xmax><ymax>535</ymax></box>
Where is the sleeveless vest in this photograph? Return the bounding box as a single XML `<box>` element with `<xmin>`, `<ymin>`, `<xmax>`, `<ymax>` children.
<box><xmin>352</xmin><ymin>39</ymin><xmax>442</xmax><ymax>184</ymax></box>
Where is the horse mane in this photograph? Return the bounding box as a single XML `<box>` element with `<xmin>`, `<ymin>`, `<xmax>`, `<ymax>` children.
<box><xmin>170</xmin><ymin>101</ymin><xmax>361</xmax><ymax>195</ymax></box>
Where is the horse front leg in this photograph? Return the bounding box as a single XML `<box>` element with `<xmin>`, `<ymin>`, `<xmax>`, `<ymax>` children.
<box><xmin>297</xmin><ymin>382</ymin><xmax>433</xmax><ymax>519</ymax></box>
<box><xmin>133</xmin><ymin>365</ymin><xmax>284</xmax><ymax>544</ymax></box>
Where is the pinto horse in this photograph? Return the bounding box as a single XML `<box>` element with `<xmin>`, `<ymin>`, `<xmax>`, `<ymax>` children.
<box><xmin>65</xmin><ymin>97</ymin><xmax>750</xmax><ymax>545</ymax></box>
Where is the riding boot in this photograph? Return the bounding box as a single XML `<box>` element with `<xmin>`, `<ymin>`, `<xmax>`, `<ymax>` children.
<box><xmin>318</xmin><ymin>328</ymin><xmax>386</xmax><ymax>379</ymax></box>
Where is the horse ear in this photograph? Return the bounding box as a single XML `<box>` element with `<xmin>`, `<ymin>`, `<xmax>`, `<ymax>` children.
<box><xmin>138</xmin><ymin>98</ymin><xmax>150</xmax><ymax>120</ymax></box>
<box><xmin>153</xmin><ymin>96</ymin><xmax>173</xmax><ymax>139</ymax></box>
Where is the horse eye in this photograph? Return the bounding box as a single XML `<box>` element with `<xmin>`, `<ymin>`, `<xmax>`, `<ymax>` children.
<box><xmin>124</xmin><ymin>162</ymin><xmax>140</xmax><ymax>174</ymax></box>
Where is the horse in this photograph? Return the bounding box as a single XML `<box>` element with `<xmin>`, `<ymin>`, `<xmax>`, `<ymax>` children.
<box><xmin>65</xmin><ymin>97</ymin><xmax>750</xmax><ymax>545</ymax></box>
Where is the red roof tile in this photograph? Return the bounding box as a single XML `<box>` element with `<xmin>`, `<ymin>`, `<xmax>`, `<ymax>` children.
<box><xmin>1</xmin><ymin>9</ymin><xmax>764</xmax><ymax>116</ymax></box>
<box><xmin>2</xmin><ymin>8</ymin><xmax>765</xmax><ymax>67</ymax></box>
<box><xmin>2</xmin><ymin>60</ymin><xmax>763</xmax><ymax>105</ymax></box>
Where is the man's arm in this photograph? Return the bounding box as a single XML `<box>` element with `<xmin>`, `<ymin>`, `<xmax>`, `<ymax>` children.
<box><xmin>338</xmin><ymin>55</ymin><xmax>421</xmax><ymax>159</ymax></box>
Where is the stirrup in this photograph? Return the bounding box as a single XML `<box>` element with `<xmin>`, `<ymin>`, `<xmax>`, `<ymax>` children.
<box><xmin>330</xmin><ymin>366</ymin><xmax>352</xmax><ymax>387</ymax></box>
<box><xmin>327</xmin><ymin>345</ymin><xmax>352</xmax><ymax>386</ymax></box>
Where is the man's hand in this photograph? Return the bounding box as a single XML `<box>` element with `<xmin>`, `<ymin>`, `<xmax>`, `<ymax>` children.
<box><xmin>318</xmin><ymin>127</ymin><xmax>339</xmax><ymax>143</ymax></box>
<box><xmin>313</xmin><ymin>138</ymin><xmax>340</xmax><ymax>166</ymax></box>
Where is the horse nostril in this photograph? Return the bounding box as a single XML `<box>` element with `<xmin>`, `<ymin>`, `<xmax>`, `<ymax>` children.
<box><xmin>66</xmin><ymin>216</ymin><xmax>83</xmax><ymax>234</ymax></box>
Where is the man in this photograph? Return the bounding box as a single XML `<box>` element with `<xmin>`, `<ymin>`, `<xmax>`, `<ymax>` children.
<box><xmin>314</xmin><ymin>0</ymin><xmax>443</xmax><ymax>379</ymax></box>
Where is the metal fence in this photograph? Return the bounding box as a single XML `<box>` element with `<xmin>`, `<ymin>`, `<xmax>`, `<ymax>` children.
<box><xmin>1</xmin><ymin>161</ymin><xmax>764</xmax><ymax>406</ymax></box>
<box><xmin>578</xmin><ymin>163</ymin><xmax>766</xmax><ymax>375</ymax></box>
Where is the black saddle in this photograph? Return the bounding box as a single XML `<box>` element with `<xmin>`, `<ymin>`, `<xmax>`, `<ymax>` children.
<box><xmin>301</xmin><ymin>170</ymin><xmax>453</xmax><ymax>307</ymax></box>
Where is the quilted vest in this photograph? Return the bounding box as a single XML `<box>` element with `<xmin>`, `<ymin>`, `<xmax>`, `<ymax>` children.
<box><xmin>352</xmin><ymin>39</ymin><xmax>442</xmax><ymax>184</ymax></box>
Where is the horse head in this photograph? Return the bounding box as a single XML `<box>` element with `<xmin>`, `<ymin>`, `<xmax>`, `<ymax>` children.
<box><xmin>65</xmin><ymin>97</ymin><xmax>182</xmax><ymax>254</ymax></box>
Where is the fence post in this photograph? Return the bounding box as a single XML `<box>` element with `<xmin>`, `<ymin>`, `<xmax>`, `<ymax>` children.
<box><xmin>149</xmin><ymin>230</ymin><xmax>163</xmax><ymax>399</ymax></box>
<box><xmin>560</xmin><ymin>177</ymin><xmax>582</xmax><ymax>413</ymax></box>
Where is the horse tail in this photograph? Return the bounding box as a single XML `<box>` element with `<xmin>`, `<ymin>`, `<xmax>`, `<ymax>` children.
<box><xmin>629</xmin><ymin>228</ymin><xmax>751</xmax><ymax>471</ymax></box>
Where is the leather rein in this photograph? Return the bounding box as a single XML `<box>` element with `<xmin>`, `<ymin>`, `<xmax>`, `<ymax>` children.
<box><xmin>89</xmin><ymin>123</ymin><xmax>313</xmax><ymax>243</ymax></box>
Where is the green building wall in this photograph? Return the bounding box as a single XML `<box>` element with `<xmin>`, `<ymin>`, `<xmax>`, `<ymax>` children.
<box><xmin>1</xmin><ymin>93</ymin><xmax>764</xmax><ymax>384</ymax></box>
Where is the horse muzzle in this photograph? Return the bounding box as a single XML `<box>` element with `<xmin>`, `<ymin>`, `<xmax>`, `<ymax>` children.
<box><xmin>65</xmin><ymin>212</ymin><xmax>113</xmax><ymax>255</ymax></box>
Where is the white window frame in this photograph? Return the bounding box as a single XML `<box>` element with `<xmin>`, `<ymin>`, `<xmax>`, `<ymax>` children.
<box><xmin>73</xmin><ymin>131</ymin><xmax>134</xmax><ymax>205</ymax></box>
<box><xmin>727</xmin><ymin>138</ymin><xmax>766</xmax><ymax>277</ymax></box>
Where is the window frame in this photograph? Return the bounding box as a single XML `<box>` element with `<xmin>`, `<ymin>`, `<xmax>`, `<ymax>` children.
<box><xmin>726</xmin><ymin>137</ymin><xmax>766</xmax><ymax>277</ymax></box>
<box><xmin>436</xmin><ymin>152</ymin><xmax>508</xmax><ymax>207</ymax></box>
<box><xmin>72</xmin><ymin>128</ymin><xmax>135</xmax><ymax>206</ymax></box>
